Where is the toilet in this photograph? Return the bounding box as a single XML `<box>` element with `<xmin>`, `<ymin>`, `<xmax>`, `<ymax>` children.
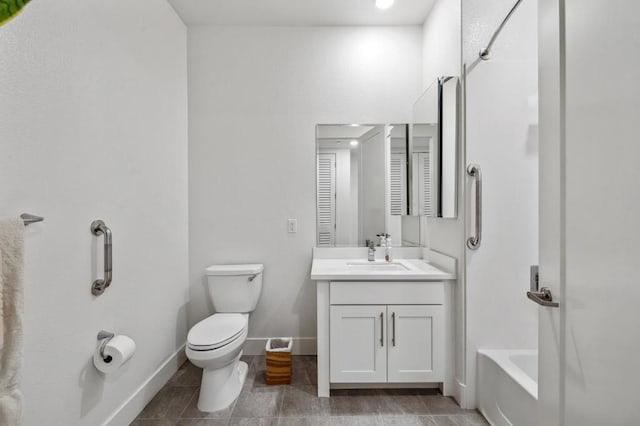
<box><xmin>186</xmin><ymin>263</ymin><xmax>263</xmax><ymax>412</ymax></box>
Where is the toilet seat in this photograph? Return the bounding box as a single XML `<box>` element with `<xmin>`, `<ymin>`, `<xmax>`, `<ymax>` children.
<box><xmin>188</xmin><ymin>313</ymin><xmax>248</xmax><ymax>351</ymax></box>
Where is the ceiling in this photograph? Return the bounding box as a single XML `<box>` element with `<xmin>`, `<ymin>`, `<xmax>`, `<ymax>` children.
<box><xmin>168</xmin><ymin>0</ymin><xmax>435</xmax><ymax>26</ymax></box>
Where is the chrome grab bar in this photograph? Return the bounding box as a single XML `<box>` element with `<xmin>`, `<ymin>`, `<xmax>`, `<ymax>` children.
<box><xmin>527</xmin><ymin>287</ymin><xmax>559</xmax><ymax>308</ymax></box>
<box><xmin>467</xmin><ymin>164</ymin><xmax>482</xmax><ymax>250</ymax></box>
<box><xmin>380</xmin><ymin>312</ymin><xmax>384</xmax><ymax>347</ymax></box>
<box><xmin>91</xmin><ymin>220</ymin><xmax>113</xmax><ymax>296</ymax></box>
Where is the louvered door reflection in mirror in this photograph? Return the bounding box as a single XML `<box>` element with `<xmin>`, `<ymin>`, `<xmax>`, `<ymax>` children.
<box><xmin>316</xmin><ymin>124</ymin><xmax>415</xmax><ymax>247</ymax></box>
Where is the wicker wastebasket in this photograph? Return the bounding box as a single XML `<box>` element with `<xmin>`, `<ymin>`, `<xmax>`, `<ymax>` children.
<box><xmin>265</xmin><ymin>337</ymin><xmax>292</xmax><ymax>385</ymax></box>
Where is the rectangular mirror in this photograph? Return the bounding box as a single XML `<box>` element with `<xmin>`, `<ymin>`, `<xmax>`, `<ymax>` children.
<box><xmin>410</xmin><ymin>76</ymin><xmax>458</xmax><ymax>218</ymax></box>
<box><xmin>316</xmin><ymin>124</ymin><xmax>417</xmax><ymax>247</ymax></box>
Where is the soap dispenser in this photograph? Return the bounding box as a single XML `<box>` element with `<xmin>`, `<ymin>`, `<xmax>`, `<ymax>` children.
<box><xmin>385</xmin><ymin>234</ymin><xmax>392</xmax><ymax>262</ymax></box>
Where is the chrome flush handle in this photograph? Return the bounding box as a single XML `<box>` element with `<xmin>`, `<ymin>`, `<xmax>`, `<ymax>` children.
<box><xmin>527</xmin><ymin>287</ymin><xmax>559</xmax><ymax>308</ymax></box>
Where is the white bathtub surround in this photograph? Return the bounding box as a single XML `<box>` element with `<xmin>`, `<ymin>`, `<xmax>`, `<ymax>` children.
<box><xmin>0</xmin><ymin>1</ymin><xmax>189</xmax><ymax>425</ymax></box>
<box><xmin>477</xmin><ymin>350</ymin><xmax>537</xmax><ymax>426</ymax></box>
<box><xmin>0</xmin><ymin>218</ymin><xmax>24</xmax><ymax>425</ymax></box>
<box><xmin>461</xmin><ymin>0</ymin><xmax>539</xmax><ymax>408</ymax></box>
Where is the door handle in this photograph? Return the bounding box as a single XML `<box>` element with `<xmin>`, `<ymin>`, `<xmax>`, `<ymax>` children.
<box><xmin>391</xmin><ymin>312</ymin><xmax>396</xmax><ymax>346</ymax></box>
<box><xmin>380</xmin><ymin>312</ymin><xmax>384</xmax><ymax>347</ymax></box>
<box><xmin>527</xmin><ymin>287</ymin><xmax>559</xmax><ymax>308</ymax></box>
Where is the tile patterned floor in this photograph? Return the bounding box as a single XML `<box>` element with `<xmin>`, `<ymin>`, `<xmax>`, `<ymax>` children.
<box><xmin>132</xmin><ymin>356</ymin><xmax>488</xmax><ymax>426</ymax></box>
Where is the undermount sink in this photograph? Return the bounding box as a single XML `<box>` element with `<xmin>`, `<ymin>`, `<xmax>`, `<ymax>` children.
<box><xmin>346</xmin><ymin>261</ymin><xmax>409</xmax><ymax>272</ymax></box>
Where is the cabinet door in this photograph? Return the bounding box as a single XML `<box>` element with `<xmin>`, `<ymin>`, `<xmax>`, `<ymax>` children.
<box><xmin>330</xmin><ymin>305</ymin><xmax>387</xmax><ymax>383</ymax></box>
<box><xmin>387</xmin><ymin>305</ymin><xmax>444</xmax><ymax>383</ymax></box>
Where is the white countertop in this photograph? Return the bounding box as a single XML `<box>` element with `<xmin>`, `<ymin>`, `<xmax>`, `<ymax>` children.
<box><xmin>310</xmin><ymin>258</ymin><xmax>455</xmax><ymax>281</ymax></box>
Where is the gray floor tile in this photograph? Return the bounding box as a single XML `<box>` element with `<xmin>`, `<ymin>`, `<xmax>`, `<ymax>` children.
<box><xmin>446</xmin><ymin>413</ymin><xmax>490</xmax><ymax>425</ymax></box>
<box><xmin>328</xmin><ymin>390</ymin><xmax>394</xmax><ymax>416</ymax></box>
<box><xmin>377</xmin><ymin>389</ymin><xmax>432</xmax><ymax>415</ymax></box>
<box><xmin>130</xmin><ymin>420</ymin><xmax>176</xmax><ymax>426</ymax></box>
<box><xmin>137</xmin><ymin>385</ymin><xmax>198</xmax><ymax>420</ymax></box>
<box><xmin>232</xmin><ymin>386</ymin><xmax>285</xmax><ymax>418</ymax></box>
<box><xmin>180</xmin><ymin>389</ymin><xmax>236</xmax><ymax>419</ymax></box>
<box><xmin>291</xmin><ymin>356</ymin><xmax>317</xmax><ymax>385</ymax></box>
<box><xmin>175</xmin><ymin>420</ymin><xmax>229</xmax><ymax>426</ymax></box>
<box><xmin>329</xmin><ymin>416</ymin><xmax>381</xmax><ymax>425</ymax></box>
<box><xmin>169</xmin><ymin>362</ymin><xmax>203</xmax><ymax>387</ymax></box>
<box><xmin>380</xmin><ymin>416</ymin><xmax>432</xmax><ymax>426</ymax></box>
<box><xmin>134</xmin><ymin>357</ymin><xmax>489</xmax><ymax>426</ymax></box>
<box><xmin>228</xmin><ymin>418</ymin><xmax>278</xmax><ymax>426</ymax></box>
<box><xmin>421</xmin><ymin>396</ymin><xmax>469</xmax><ymax>415</ymax></box>
<box><xmin>278</xmin><ymin>417</ymin><xmax>330</xmax><ymax>426</ymax></box>
<box><xmin>281</xmin><ymin>385</ymin><xmax>330</xmax><ymax>417</ymax></box>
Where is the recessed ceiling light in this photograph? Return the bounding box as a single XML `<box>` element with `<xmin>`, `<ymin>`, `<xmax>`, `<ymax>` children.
<box><xmin>350</xmin><ymin>140</ymin><xmax>359</xmax><ymax>146</ymax></box>
<box><xmin>376</xmin><ymin>0</ymin><xmax>394</xmax><ymax>10</ymax></box>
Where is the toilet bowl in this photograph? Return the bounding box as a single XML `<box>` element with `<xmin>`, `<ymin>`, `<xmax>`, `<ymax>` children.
<box><xmin>185</xmin><ymin>263</ymin><xmax>263</xmax><ymax>412</ymax></box>
<box><xmin>186</xmin><ymin>313</ymin><xmax>249</xmax><ymax>412</ymax></box>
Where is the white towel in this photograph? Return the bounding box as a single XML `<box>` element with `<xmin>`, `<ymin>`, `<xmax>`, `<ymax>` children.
<box><xmin>0</xmin><ymin>218</ymin><xmax>24</xmax><ymax>426</ymax></box>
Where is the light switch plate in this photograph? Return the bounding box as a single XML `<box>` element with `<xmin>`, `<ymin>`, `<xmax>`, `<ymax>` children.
<box><xmin>287</xmin><ymin>219</ymin><xmax>297</xmax><ymax>233</ymax></box>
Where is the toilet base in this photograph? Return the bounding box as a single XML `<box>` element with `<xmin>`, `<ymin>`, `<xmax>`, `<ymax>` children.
<box><xmin>197</xmin><ymin>356</ymin><xmax>248</xmax><ymax>412</ymax></box>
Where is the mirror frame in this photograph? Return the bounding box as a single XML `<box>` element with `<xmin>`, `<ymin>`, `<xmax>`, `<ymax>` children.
<box><xmin>409</xmin><ymin>76</ymin><xmax>459</xmax><ymax>218</ymax></box>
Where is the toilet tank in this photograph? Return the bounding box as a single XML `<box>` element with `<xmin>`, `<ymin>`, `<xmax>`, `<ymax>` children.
<box><xmin>205</xmin><ymin>264</ymin><xmax>264</xmax><ymax>313</ymax></box>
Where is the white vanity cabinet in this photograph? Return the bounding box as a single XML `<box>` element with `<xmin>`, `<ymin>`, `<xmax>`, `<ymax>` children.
<box><xmin>330</xmin><ymin>303</ymin><xmax>444</xmax><ymax>383</ymax></box>
<box><xmin>329</xmin><ymin>305</ymin><xmax>387</xmax><ymax>382</ymax></box>
<box><xmin>327</xmin><ymin>280</ymin><xmax>445</xmax><ymax>386</ymax></box>
<box><xmin>311</xmin><ymin>253</ymin><xmax>456</xmax><ymax>398</ymax></box>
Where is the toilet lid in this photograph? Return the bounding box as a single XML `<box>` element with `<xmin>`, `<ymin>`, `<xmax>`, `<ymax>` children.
<box><xmin>187</xmin><ymin>313</ymin><xmax>247</xmax><ymax>350</ymax></box>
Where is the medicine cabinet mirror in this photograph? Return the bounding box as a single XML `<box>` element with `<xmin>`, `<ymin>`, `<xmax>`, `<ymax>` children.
<box><xmin>316</xmin><ymin>124</ymin><xmax>419</xmax><ymax>247</ymax></box>
<box><xmin>410</xmin><ymin>76</ymin><xmax>459</xmax><ymax>218</ymax></box>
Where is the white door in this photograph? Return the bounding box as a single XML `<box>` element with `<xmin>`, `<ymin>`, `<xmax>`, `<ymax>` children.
<box><xmin>538</xmin><ymin>1</ymin><xmax>640</xmax><ymax>424</ymax></box>
<box><xmin>316</xmin><ymin>153</ymin><xmax>336</xmax><ymax>246</ymax></box>
<box><xmin>329</xmin><ymin>305</ymin><xmax>387</xmax><ymax>383</ymax></box>
<box><xmin>387</xmin><ymin>305</ymin><xmax>444</xmax><ymax>383</ymax></box>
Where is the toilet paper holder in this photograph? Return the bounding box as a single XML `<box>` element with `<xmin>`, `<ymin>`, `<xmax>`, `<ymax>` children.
<box><xmin>97</xmin><ymin>330</ymin><xmax>115</xmax><ymax>362</ymax></box>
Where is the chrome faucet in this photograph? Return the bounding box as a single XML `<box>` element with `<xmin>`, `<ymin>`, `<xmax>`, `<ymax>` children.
<box><xmin>368</xmin><ymin>241</ymin><xmax>376</xmax><ymax>261</ymax></box>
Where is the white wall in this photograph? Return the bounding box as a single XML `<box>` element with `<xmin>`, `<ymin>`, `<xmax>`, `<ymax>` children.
<box><xmin>0</xmin><ymin>2</ymin><xmax>188</xmax><ymax>425</ymax></box>
<box><xmin>188</xmin><ymin>26</ymin><xmax>422</xmax><ymax>353</ymax></box>
<box><xmin>462</xmin><ymin>0</ymin><xmax>538</xmax><ymax>407</ymax></box>
<box><xmin>419</xmin><ymin>0</ymin><xmax>466</xmax><ymax>401</ymax></box>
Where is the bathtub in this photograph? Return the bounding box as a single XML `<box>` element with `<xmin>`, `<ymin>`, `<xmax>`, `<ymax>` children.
<box><xmin>477</xmin><ymin>349</ymin><xmax>538</xmax><ymax>426</ymax></box>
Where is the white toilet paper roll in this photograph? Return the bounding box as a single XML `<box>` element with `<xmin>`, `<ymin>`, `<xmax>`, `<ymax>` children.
<box><xmin>93</xmin><ymin>335</ymin><xmax>136</xmax><ymax>374</ymax></box>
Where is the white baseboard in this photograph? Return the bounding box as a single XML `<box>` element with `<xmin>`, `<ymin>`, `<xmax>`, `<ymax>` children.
<box><xmin>454</xmin><ymin>378</ymin><xmax>474</xmax><ymax>409</ymax></box>
<box><xmin>103</xmin><ymin>344</ymin><xmax>187</xmax><ymax>426</ymax></box>
<box><xmin>243</xmin><ymin>337</ymin><xmax>317</xmax><ymax>355</ymax></box>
